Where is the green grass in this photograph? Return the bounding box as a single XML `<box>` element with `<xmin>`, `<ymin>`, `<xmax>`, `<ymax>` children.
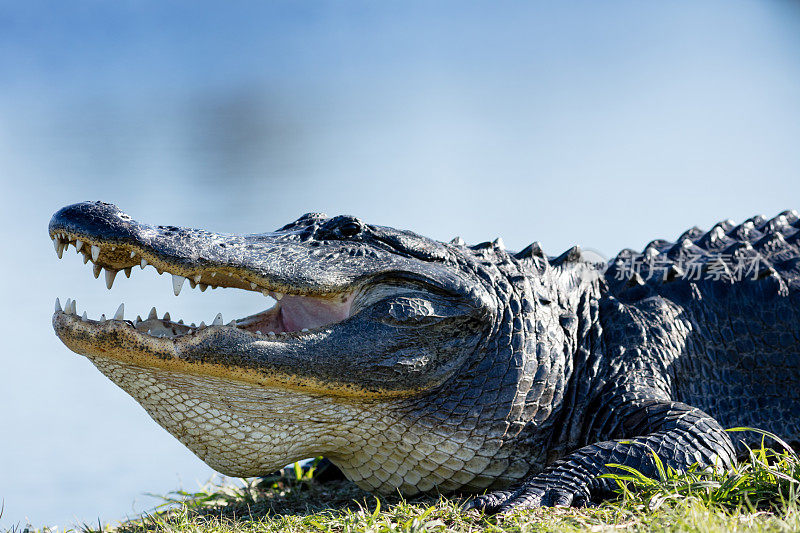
<box><xmin>24</xmin><ymin>429</ymin><xmax>800</xmax><ymax>533</ymax></box>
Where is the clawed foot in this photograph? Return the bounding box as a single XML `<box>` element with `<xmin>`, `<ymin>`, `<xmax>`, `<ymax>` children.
<box><xmin>464</xmin><ymin>479</ymin><xmax>592</xmax><ymax>514</ymax></box>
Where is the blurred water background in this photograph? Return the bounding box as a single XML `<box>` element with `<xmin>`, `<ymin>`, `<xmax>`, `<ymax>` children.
<box><xmin>2</xmin><ymin>1</ymin><xmax>800</xmax><ymax>528</ymax></box>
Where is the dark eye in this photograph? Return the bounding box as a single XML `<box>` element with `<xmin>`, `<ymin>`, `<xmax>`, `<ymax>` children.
<box><xmin>318</xmin><ymin>216</ymin><xmax>364</xmax><ymax>240</ymax></box>
<box><xmin>339</xmin><ymin>220</ymin><xmax>362</xmax><ymax>237</ymax></box>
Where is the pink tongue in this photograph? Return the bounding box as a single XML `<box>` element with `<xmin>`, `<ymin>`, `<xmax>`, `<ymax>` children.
<box><xmin>278</xmin><ymin>294</ymin><xmax>354</xmax><ymax>332</ymax></box>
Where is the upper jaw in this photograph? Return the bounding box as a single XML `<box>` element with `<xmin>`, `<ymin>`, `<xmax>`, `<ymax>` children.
<box><xmin>48</xmin><ymin>201</ymin><xmax>402</xmax><ymax>297</ymax></box>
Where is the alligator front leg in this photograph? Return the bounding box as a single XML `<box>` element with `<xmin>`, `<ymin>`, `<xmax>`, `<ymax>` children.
<box><xmin>466</xmin><ymin>400</ymin><xmax>737</xmax><ymax>513</ymax></box>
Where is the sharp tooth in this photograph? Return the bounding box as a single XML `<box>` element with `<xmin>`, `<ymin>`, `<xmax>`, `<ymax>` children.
<box><xmin>187</xmin><ymin>329</ymin><xmax>194</xmax><ymax>334</ymax></box>
<box><xmin>55</xmin><ymin>297</ymin><xmax>62</xmax><ymax>312</ymax></box>
<box><xmin>105</xmin><ymin>269</ymin><xmax>118</xmax><ymax>289</ymax></box>
<box><xmin>301</xmin><ymin>328</ymin><xmax>309</xmax><ymax>332</ymax></box>
<box><xmin>178</xmin><ymin>319</ymin><xmax>184</xmax><ymax>324</ymax></box>
<box><xmin>111</xmin><ymin>246</ymin><xmax>116</xmax><ymax>251</ymax></box>
<box><xmin>199</xmin><ymin>321</ymin><xmax>206</xmax><ymax>328</ymax></box>
<box><xmin>93</xmin><ymin>263</ymin><xmax>102</xmax><ymax>278</ymax></box>
<box><xmin>140</xmin><ymin>258</ymin><xmax>148</xmax><ymax>269</ymax></box>
<box><xmin>227</xmin><ymin>319</ymin><xmax>237</xmax><ymax>327</ymax></box>
<box><xmin>147</xmin><ymin>329</ymin><xmax>152</xmax><ymax>335</ymax></box>
<box><xmin>156</xmin><ymin>267</ymin><xmax>163</xmax><ymax>275</ymax></box>
<box><xmin>56</xmin><ymin>240</ymin><xmax>65</xmax><ymax>259</ymax></box>
<box><xmin>114</xmin><ymin>303</ymin><xmax>124</xmax><ymax>320</ymax></box>
<box><xmin>172</xmin><ymin>274</ymin><xmax>185</xmax><ymax>296</ymax></box>
<box><xmin>210</xmin><ymin>272</ymin><xmax>216</xmax><ymax>278</ymax></box>
<box><xmin>193</xmin><ymin>274</ymin><xmax>202</xmax><ymax>283</ymax></box>
<box><xmin>75</xmin><ymin>240</ymin><xmax>83</xmax><ymax>252</ymax></box>
<box><xmin>262</xmin><ymin>290</ymin><xmax>270</xmax><ymax>297</ymax></box>
<box><xmin>190</xmin><ymin>322</ymin><xmax>196</xmax><ymax>327</ymax></box>
<box><xmin>81</xmin><ymin>311</ymin><xmax>88</xmax><ymax>321</ymax></box>
<box><xmin>163</xmin><ymin>312</ymin><xmax>171</xmax><ymax>321</ymax></box>
<box><xmin>64</xmin><ymin>298</ymin><xmax>72</xmax><ymax>314</ymax></box>
<box><xmin>274</xmin><ymin>292</ymin><xmax>284</xmax><ymax>301</ymax></box>
<box><xmin>136</xmin><ymin>315</ymin><xmax>142</xmax><ymax>324</ymax></box>
<box><xmin>267</xmin><ymin>331</ymin><xmax>276</xmax><ymax>337</ymax></box>
<box><xmin>250</xmin><ymin>282</ymin><xmax>257</xmax><ymax>289</ymax></box>
<box><xmin>189</xmin><ymin>279</ymin><xmax>197</xmax><ymax>289</ymax></box>
<box><xmin>124</xmin><ymin>267</ymin><xmax>132</xmax><ymax>278</ymax></box>
<box><xmin>130</xmin><ymin>251</ymin><xmax>136</xmax><ymax>258</ymax></box>
<box><xmin>69</xmin><ymin>299</ymin><xmax>77</xmax><ymax>315</ymax></box>
<box><xmin>91</xmin><ymin>245</ymin><xmax>100</xmax><ymax>262</ymax></box>
<box><xmin>52</xmin><ymin>238</ymin><xmax>59</xmax><ymax>252</ymax></box>
<box><xmin>99</xmin><ymin>314</ymin><xmax>106</xmax><ymax>323</ymax></box>
<box><xmin>83</xmin><ymin>254</ymin><xmax>90</xmax><ymax>264</ymax></box>
<box><xmin>148</xmin><ymin>307</ymin><xmax>158</xmax><ymax>320</ymax></box>
<box><xmin>256</xmin><ymin>330</ymin><xmax>262</xmax><ymax>335</ymax></box>
<box><xmin>199</xmin><ymin>283</ymin><xmax>208</xmax><ymax>292</ymax></box>
<box><xmin>212</xmin><ymin>313</ymin><xmax>223</xmax><ymax>326</ymax></box>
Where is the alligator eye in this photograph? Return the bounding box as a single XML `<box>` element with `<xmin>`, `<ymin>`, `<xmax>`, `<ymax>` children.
<box><xmin>339</xmin><ymin>220</ymin><xmax>362</xmax><ymax>237</ymax></box>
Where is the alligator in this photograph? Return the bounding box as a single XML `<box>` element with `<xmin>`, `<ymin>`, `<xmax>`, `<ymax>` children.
<box><xmin>49</xmin><ymin>201</ymin><xmax>800</xmax><ymax>512</ymax></box>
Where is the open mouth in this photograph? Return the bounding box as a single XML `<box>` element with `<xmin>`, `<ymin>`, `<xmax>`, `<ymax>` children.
<box><xmin>50</xmin><ymin>230</ymin><xmax>357</xmax><ymax>342</ymax></box>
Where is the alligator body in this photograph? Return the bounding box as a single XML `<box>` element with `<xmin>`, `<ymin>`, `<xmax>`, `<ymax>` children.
<box><xmin>49</xmin><ymin>202</ymin><xmax>800</xmax><ymax>512</ymax></box>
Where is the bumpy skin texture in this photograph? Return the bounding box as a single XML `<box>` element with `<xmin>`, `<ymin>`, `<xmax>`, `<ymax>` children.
<box><xmin>49</xmin><ymin>203</ymin><xmax>800</xmax><ymax>513</ymax></box>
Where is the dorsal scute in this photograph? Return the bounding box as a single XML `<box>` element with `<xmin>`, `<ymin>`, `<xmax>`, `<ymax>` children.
<box><xmin>550</xmin><ymin>245</ymin><xmax>582</xmax><ymax>266</ymax></box>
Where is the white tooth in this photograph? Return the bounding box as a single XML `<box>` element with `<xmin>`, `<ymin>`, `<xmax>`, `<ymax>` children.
<box><xmin>256</xmin><ymin>330</ymin><xmax>262</xmax><ymax>335</ymax></box>
<box><xmin>210</xmin><ymin>272</ymin><xmax>216</xmax><ymax>277</ymax></box>
<box><xmin>124</xmin><ymin>267</ymin><xmax>132</xmax><ymax>278</ymax></box>
<box><xmin>56</xmin><ymin>240</ymin><xmax>65</xmax><ymax>259</ymax></box>
<box><xmin>301</xmin><ymin>328</ymin><xmax>309</xmax><ymax>332</ymax></box>
<box><xmin>91</xmin><ymin>245</ymin><xmax>100</xmax><ymax>262</ymax></box>
<box><xmin>212</xmin><ymin>313</ymin><xmax>223</xmax><ymax>326</ymax></box>
<box><xmin>172</xmin><ymin>274</ymin><xmax>185</xmax><ymax>296</ymax></box>
<box><xmin>199</xmin><ymin>283</ymin><xmax>208</xmax><ymax>292</ymax></box>
<box><xmin>148</xmin><ymin>307</ymin><xmax>158</xmax><ymax>320</ymax></box>
<box><xmin>114</xmin><ymin>303</ymin><xmax>124</xmax><ymax>320</ymax></box>
<box><xmin>81</xmin><ymin>311</ymin><xmax>88</xmax><ymax>321</ymax></box>
<box><xmin>93</xmin><ymin>263</ymin><xmax>102</xmax><ymax>279</ymax></box>
<box><xmin>111</xmin><ymin>246</ymin><xmax>116</xmax><ymax>251</ymax></box>
<box><xmin>147</xmin><ymin>329</ymin><xmax>152</xmax><ymax>335</ymax></box>
<box><xmin>130</xmin><ymin>251</ymin><xmax>136</xmax><ymax>258</ymax></box>
<box><xmin>140</xmin><ymin>258</ymin><xmax>148</xmax><ymax>269</ymax></box>
<box><xmin>99</xmin><ymin>314</ymin><xmax>106</xmax><ymax>323</ymax></box>
<box><xmin>199</xmin><ymin>321</ymin><xmax>206</xmax><ymax>328</ymax></box>
<box><xmin>64</xmin><ymin>298</ymin><xmax>73</xmax><ymax>314</ymax></box>
<box><xmin>274</xmin><ymin>292</ymin><xmax>284</xmax><ymax>301</ymax></box>
<box><xmin>250</xmin><ymin>282</ymin><xmax>257</xmax><ymax>289</ymax></box>
<box><xmin>187</xmin><ymin>329</ymin><xmax>194</xmax><ymax>334</ymax></box>
<box><xmin>55</xmin><ymin>297</ymin><xmax>62</xmax><ymax>312</ymax></box>
<box><xmin>105</xmin><ymin>269</ymin><xmax>117</xmax><ymax>289</ymax></box>
<box><xmin>267</xmin><ymin>331</ymin><xmax>276</xmax><ymax>337</ymax></box>
<box><xmin>75</xmin><ymin>240</ymin><xmax>83</xmax><ymax>252</ymax></box>
<box><xmin>163</xmin><ymin>312</ymin><xmax>171</xmax><ymax>321</ymax></box>
<box><xmin>193</xmin><ymin>274</ymin><xmax>202</xmax><ymax>283</ymax></box>
<box><xmin>52</xmin><ymin>238</ymin><xmax>58</xmax><ymax>252</ymax></box>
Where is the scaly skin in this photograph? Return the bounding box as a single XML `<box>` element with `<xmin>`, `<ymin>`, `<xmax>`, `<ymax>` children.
<box><xmin>49</xmin><ymin>202</ymin><xmax>800</xmax><ymax>512</ymax></box>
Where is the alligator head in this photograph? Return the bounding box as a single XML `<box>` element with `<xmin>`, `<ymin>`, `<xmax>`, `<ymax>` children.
<box><xmin>49</xmin><ymin>201</ymin><xmax>511</xmax><ymax>494</ymax></box>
